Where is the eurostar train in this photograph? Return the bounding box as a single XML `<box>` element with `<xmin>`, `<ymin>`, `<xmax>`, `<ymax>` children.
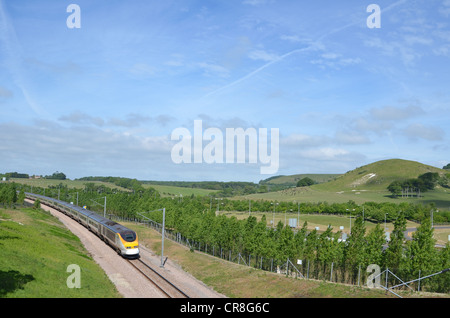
<box><xmin>25</xmin><ymin>193</ymin><xmax>139</xmax><ymax>258</ymax></box>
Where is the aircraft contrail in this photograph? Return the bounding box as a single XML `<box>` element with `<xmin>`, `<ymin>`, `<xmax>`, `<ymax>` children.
<box><xmin>201</xmin><ymin>0</ymin><xmax>408</xmax><ymax>100</ymax></box>
<box><xmin>0</xmin><ymin>0</ymin><xmax>44</xmax><ymax>116</ymax></box>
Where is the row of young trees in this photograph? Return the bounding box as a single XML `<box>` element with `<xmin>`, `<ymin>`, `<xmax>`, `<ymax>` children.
<box><xmin>0</xmin><ymin>183</ymin><xmax>23</xmax><ymax>207</ymax></box>
<box><xmin>149</xmin><ymin>205</ymin><xmax>449</xmax><ymax>292</ymax></box>
<box><xmin>4</xmin><ymin>181</ymin><xmax>450</xmax><ymax>292</ymax></box>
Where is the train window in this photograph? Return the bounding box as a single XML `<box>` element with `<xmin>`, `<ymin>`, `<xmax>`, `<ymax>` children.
<box><xmin>121</xmin><ymin>231</ymin><xmax>136</xmax><ymax>242</ymax></box>
<box><xmin>106</xmin><ymin>229</ymin><xmax>115</xmax><ymax>241</ymax></box>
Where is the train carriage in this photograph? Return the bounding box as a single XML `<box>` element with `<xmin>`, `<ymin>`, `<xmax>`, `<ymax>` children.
<box><xmin>25</xmin><ymin>193</ymin><xmax>139</xmax><ymax>258</ymax></box>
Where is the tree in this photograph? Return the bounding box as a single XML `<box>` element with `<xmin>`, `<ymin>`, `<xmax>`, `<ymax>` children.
<box><xmin>384</xmin><ymin>212</ymin><xmax>407</xmax><ymax>272</ymax></box>
<box><xmin>296</xmin><ymin>177</ymin><xmax>315</xmax><ymax>187</ymax></box>
<box><xmin>406</xmin><ymin>218</ymin><xmax>438</xmax><ymax>277</ymax></box>
<box><xmin>443</xmin><ymin>163</ymin><xmax>450</xmax><ymax>170</ymax></box>
<box><xmin>344</xmin><ymin>215</ymin><xmax>366</xmax><ymax>282</ymax></box>
<box><xmin>387</xmin><ymin>181</ymin><xmax>402</xmax><ymax>197</ymax></box>
<box><xmin>293</xmin><ymin>221</ymin><xmax>308</xmax><ymax>260</ymax></box>
<box><xmin>304</xmin><ymin>228</ymin><xmax>318</xmax><ymax>263</ymax></box>
<box><xmin>387</xmin><ymin>172</ymin><xmax>439</xmax><ymax>198</ymax></box>
<box><xmin>33</xmin><ymin>199</ymin><xmax>41</xmax><ymax>209</ymax></box>
<box><xmin>435</xmin><ymin>243</ymin><xmax>450</xmax><ymax>293</ymax></box>
<box><xmin>243</xmin><ymin>216</ymin><xmax>258</xmax><ymax>255</ymax></box>
<box><xmin>17</xmin><ymin>189</ymin><xmax>26</xmax><ymax>206</ymax></box>
<box><xmin>277</xmin><ymin>224</ymin><xmax>295</xmax><ymax>261</ymax></box>
<box><xmin>253</xmin><ymin>215</ymin><xmax>269</xmax><ymax>257</ymax></box>
<box><xmin>365</xmin><ymin>223</ymin><xmax>386</xmax><ymax>267</ymax></box>
<box><xmin>1</xmin><ymin>183</ymin><xmax>18</xmax><ymax>208</ymax></box>
<box><xmin>317</xmin><ymin>226</ymin><xmax>342</xmax><ymax>275</ymax></box>
<box><xmin>46</xmin><ymin>171</ymin><xmax>66</xmax><ymax>180</ymax></box>
<box><xmin>418</xmin><ymin>172</ymin><xmax>439</xmax><ymax>190</ymax></box>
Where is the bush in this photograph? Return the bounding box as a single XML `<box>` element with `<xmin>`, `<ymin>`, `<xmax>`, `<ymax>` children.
<box><xmin>33</xmin><ymin>199</ymin><xmax>41</xmax><ymax>209</ymax></box>
<box><xmin>297</xmin><ymin>177</ymin><xmax>315</xmax><ymax>187</ymax></box>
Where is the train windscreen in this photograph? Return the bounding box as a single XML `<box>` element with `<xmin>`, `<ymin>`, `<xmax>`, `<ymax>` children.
<box><xmin>121</xmin><ymin>231</ymin><xmax>137</xmax><ymax>242</ymax></box>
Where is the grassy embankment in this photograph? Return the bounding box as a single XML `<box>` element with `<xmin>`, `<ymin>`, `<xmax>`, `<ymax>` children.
<box><xmin>0</xmin><ymin>207</ymin><xmax>120</xmax><ymax>298</ymax></box>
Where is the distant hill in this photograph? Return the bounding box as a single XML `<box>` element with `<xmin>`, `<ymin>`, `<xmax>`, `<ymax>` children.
<box><xmin>260</xmin><ymin>174</ymin><xmax>342</xmax><ymax>186</ymax></box>
<box><xmin>314</xmin><ymin>159</ymin><xmax>446</xmax><ymax>191</ymax></box>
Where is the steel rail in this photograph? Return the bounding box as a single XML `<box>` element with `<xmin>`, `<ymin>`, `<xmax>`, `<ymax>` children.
<box><xmin>127</xmin><ymin>258</ymin><xmax>189</xmax><ymax>298</ymax></box>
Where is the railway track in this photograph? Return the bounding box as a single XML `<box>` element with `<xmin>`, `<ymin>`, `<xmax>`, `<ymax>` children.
<box><xmin>128</xmin><ymin>258</ymin><xmax>189</xmax><ymax>298</ymax></box>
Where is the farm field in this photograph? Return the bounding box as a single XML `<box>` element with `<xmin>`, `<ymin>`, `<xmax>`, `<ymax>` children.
<box><xmin>142</xmin><ymin>183</ymin><xmax>219</xmax><ymax>197</ymax></box>
<box><xmin>9</xmin><ymin>177</ymin><xmax>219</xmax><ymax>198</ymax></box>
<box><xmin>240</xmin><ymin>186</ymin><xmax>450</xmax><ymax>210</ymax></box>
<box><xmin>9</xmin><ymin>178</ymin><xmax>129</xmax><ymax>192</ymax></box>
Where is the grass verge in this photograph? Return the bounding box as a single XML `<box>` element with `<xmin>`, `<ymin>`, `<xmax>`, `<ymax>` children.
<box><xmin>0</xmin><ymin>207</ymin><xmax>120</xmax><ymax>298</ymax></box>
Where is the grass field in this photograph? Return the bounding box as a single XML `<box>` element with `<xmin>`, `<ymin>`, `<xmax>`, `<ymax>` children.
<box><xmin>240</xmin><ymin>185</ymin><xmax>450</xmax><ymax>211</ymax></box>
<box><xmin>261</xmin><ymin>174</ymin><xmax>342</xmax><ymax>186</ymax></box>
<box><xmin>10</xmin><ymin>177</ymin><xmax>219</xmax><ymax>198</ymax></box>
<box><xmin>9</xmin><ymin>178</ymin><xmax>129</xmax><ymax>192</ymax></box>
<box><xmin>142</xmin><ymin>183</ymin><xmax>219</xmax><ymax>197</ymax></box>
<box><xmin>0</xmin><ymin>207</ymin><xmax>120</xmax><ymax>298</ymax></box>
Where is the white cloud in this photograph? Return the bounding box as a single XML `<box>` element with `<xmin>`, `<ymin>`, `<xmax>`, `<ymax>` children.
<box><xmin>369</xmin><ymin>105</ymin><xmax>425</xmax><ymax>121</ymax></box>
<box><xmin>334</xmin><ymin>131</ymin><xmax>371</xmax><ymax>145</ymax></box>
<box><xmin>248</xmin><ymin>49</ymin><xmax>280</xmax><ymax>62</ymax></box>
<box><xmin>59</xmin><ymin>111</ymin><xmax>105</xmax><ymax>127</ymax></box>
<box><xmin>298</xmin><ymin>147</ymin><xmax>353</xmax><ymax>161</ymax></box>
<box><xmin>310</xmin><ymin>51</ymin><xmax>361</xmax><ymax>69</ymax></box>
<box><xmin>439</xmin><ymin>0</ymin><xmax>450</xmax><ymax>17</ymax></box>
<box><xmin>280</xmin><ymin>35</ymin><xmax>301</xmax><ymax>43</ymax></box>
<box><xmin>0</xmin><ymin>86</ymin><xmax>12</xmax><ymax>99</ymax></box>
<box><xmin>58</xmin><ymin>111</ymin><xmax>175</xmax><ymax>128</ymax></box>
<box><xmin>165</xmin><ymin>54</ymin><xmax>185</xmax><ymax>67</ymax></box>
<box><xmin>346</xmin><ymin>116</ymin><xmax>389</xmax><ymax>137</ymax></box>
<box><xmin>128</xmin><ymin>63</ymin><xmax>156</xmax><ymax>78</ymax></box>
<box><xmin>281</xmin><ymin>134</ymin><xmax>329</xmax><ymax>148</ymax></box>
<box><xmin>197</xmin><ymin>62</ymin><xmax>230</xmax><ymax>78</ymax></box>
<box><xmin>402</xmin><ymin>123</ymin><xmax>444</xmax><ymax>141</ymax></box>
<box><xmin>0</xmin><ymin>120</ymin><xmax>174</xmax><ymax>179</ymax></box>
<box><xmin>321</xmin><ymin>53</ymin><xmax>340</xmax><ymax>60</ymax></box>
<box><xmin>242</xmin><ymin>0</ymin><xmax>274</xmax><ymax>6</ymax></box>
<box><xmin>364</xmin><ymin>37</ymin><xmax>421</xmax><ymax>66</ymax></box>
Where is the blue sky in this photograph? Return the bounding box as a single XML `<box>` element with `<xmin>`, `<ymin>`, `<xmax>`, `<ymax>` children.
<box><xmin>0</xmin><ymin>0</ymin><xmax>449</xmax><ymax>182</ymax></box>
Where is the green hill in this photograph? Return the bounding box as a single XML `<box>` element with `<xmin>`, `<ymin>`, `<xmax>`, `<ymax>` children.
<box><xmin>244</xmin><ymin>159</ymin><xmax>449</xmax><ymax>210</ymax></box>
<box><xmin>259</xmin><ymin>174</ymin><xmax>341</xmax><ymax>188</ymax></box>
<box><xmin>314</xmin><ymin>158</ymin><xmax>446</xmax><ymax>191</ymax></box>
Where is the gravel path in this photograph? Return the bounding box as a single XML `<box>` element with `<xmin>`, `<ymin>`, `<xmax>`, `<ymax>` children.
<box><xmin>30</xmin><ymin>200</ymin><xmax>225</xmax><ymax>298</ymax></box>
